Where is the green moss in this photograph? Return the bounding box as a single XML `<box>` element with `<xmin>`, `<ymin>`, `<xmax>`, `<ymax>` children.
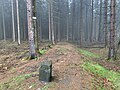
<box><xmin>41</xmin><ymin>83</ymin><xmax>55</xmax><ymax>90</ymax></box>
<box><xmin>0</xmin><ymin>74</ymin><xmax>31</xmax><ymax>90</ymax></box>
<box><xmin>82</xmin><ymin>62</ymin><xmax>120</xmax><ymax>90</ymax></box>
<box><xmin>39</xmin><ymin>49</ymin><xmax>47</xmax><ymax>55</ymax></box>
<box><xmin>79</xmin><ymin>49</ymin><xmax>100</xmax><ymax>58</ymax></box>
<box><xmin>12</xmin><ymin>74</ymin><xmax>31</xmax><ymax>84</ymax></box>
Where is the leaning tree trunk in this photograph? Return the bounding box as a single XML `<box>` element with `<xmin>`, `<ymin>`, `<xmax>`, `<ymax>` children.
<box><xmin>16</xmin><ymin>0</ymin><xmax>20</xmax><ymax>45</ymax></box>
<box><xmin>108</xmin><ymin>0</ymin><xmax>116</xmax><ymax>59</ymax></box>
<box><xmin>27</xmin><ymin>0</ymin><xmax>36</xmax><ymax>59</ymax></box>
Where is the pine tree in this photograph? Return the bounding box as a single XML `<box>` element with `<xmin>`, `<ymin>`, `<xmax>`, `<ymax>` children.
<box><xmin>27</xmin><ymin>0</ymin><xmax>36</xmax><ymax>59</ymax></box>
<box><xmin>108</xmin><ymin>0</ymin><xmax>116</xmax><ymax>59</ymax></box>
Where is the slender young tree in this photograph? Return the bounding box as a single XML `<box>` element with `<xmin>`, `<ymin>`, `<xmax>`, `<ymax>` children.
<box><xmin>16</xmin><ymin>0</ymin><xmax>20</xmax><ymax>45</ymax></box>
<box><xmin>51</xmin><ymin>0</ymin><xmax>55</xmax><ymax>45</ymax></box>
<box><xmin>48</xmin><ymin>0</ymin><xmax>51</xmax><ymax>41</ymax></box>
<box><xmin>2</xmin><ymin>2</ymin><xmax>6</xmax><ymax>41</ymax></box>
<box><xmin>104</xmin><ymin>0</ymin><xmax>108</xmax><ymax>47</ymax></box>
<box><xmin>58</xmin><ymin>22</ymin><xmax>60</xmax><ymax>41</ymax></box>
<box><xmin>108</xmin><ymin>0</ymin><xmax>116</xmax><ymax>59</ymax></box>
<box><xmin>27</xmin><ymin>0</ymin><xmax>36</xmax><ymax>59</ymax></box>
<box><xmin>80</xmin><ymin>0</ymin><xmax>83</xmax><ymax>45</ymax></box>
<box><xmin>98</xmin><ymin>0</ymin><xmax>103</xmax><ymax>42</ymax></box>
<box><xmin>11</xmin><ymin>0</ymin><xmax>15</xmax><ymax>42</ymax></box>
<box><xmin>90</xmin><ymin>0</ymin><xmax>94</xmax><ymax>42</ymax></box>
<box><xmin>85</xmin><ymin>0</ymin><xmax>88</xmax><ymax>41</ymax></box>
<box><xmin>57</xmin><ymin>0</ymin><xmax>60</xmax><ymax>42</ymax></box>
<box><xmin>66</xmin><ymin>0</ymin><xmax>69</xmax><ymax>41</ymax></box>
<box><xmin>71</xmin><ymin>0</ymin><xmax>75</xmax><ymax>41</ymax></box>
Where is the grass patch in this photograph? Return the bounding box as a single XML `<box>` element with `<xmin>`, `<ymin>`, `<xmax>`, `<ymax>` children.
<box><xmin>38</xmin><ymin>44</ymin><xmax>53</xmax><ymax>55</ymax></box>
<box><xmin>39</xmin><ymin>49</ymin><xmax>47</xmax><ymax>55</ymax></box>
<box><xmin>82</xmin><ymin>61</ymin><xmax>120</xmax><ymax>90</ymax></box>
<box><xmin>79</xmin><ymin>49</ymin><xmax>100</xmax><ymax>58</ymax></box>
<box><xmin>0</xmin><ymin>74</ymin><xmax>31</xmax><ymax>90</ymax></box>
<box><xmin>41</xmin><ymin>83</ymin><xmax>55</xmax><ymax>90</ymax></box>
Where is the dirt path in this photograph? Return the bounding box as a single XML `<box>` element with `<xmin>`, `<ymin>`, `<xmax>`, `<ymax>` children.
<box><xmin>38</xmin><ymin>43</ymin><xmax>92</xmax><ymax>90</ymax></box>
<box><xmin>0</xmin><ymin>42</ymin><xmax>92</xmax><ymax>90</ymax></box>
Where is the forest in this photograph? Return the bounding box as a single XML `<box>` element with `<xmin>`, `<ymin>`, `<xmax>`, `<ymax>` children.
<box><xmin>0</xmin><ymin>0</ymin><xmax>120</xmax><ymax>90</ymax></box>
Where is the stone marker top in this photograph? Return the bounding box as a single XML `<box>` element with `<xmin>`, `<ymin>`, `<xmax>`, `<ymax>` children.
<box><xmin>40</xmin><ymin>60</ymin><xmax>52</xmax><ymax>67</ymax></box>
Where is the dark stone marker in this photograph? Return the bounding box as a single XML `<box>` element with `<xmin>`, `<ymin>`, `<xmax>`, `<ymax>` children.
<box><xmin>39</xmin><ymin>60</ymin><xmax>52</xmax><ymax>82</ymax></box>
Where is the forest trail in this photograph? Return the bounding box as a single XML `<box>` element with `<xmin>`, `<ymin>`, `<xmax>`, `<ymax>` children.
<box><xmin>0</xmin><ymin>42</ymin><xmax>93</xmax><ymax>90</ymax></box>
<box><xmin>42</xmin><ymin>43</ymin><xmax>92</xmax><ymax>90</ymax></box>
<box><xmin>1</xmin><ymin>41</ymin><xmax>119</xmax><ymax>90</ymax></box>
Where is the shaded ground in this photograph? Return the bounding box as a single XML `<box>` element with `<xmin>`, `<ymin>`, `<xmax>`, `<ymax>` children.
<box><xmin>0</xmin><ymin>41</ymin><xmax>120</xmax><ymax>90</ymax></box>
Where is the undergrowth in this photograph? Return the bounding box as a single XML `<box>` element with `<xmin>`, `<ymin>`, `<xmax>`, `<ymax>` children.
<box><xmin>39</xmin><ymin>49</ymin><xmax>47</xmax><ymax>55</ymax></box>
<box><xmin>82</xmin><ymin>61</ymin><xmax>120</xmax><ymax>90</ymax></box>
<box><xmin>79</xmin><ymin>49</ymin><xmax>100</xmax><ymax>58</ymax></box>
<box><xmin>0</xmin><ymin>74</ymin><xmax>31</xmax><ymax>90</ymax></box>
<box><xmin>41</xmin><ymin>83</ymin><xmax>55</xmax><ymax>90</ymax></box>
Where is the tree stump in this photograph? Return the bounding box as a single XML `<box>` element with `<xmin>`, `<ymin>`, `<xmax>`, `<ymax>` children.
<box><xmin>39</xmin><ymin>61</ymin><xmax>52</xmax><ymax>82</ymax></box>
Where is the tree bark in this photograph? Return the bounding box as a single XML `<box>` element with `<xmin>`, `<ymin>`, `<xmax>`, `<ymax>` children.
<box><xmin>32</xmin><ymin>0</ymin><xmax>39</xmax><ymax>52</ymax></box>
<box><xmin>2</xmin><ymin>3</ymin><xmax>6</xmax><ymax>41</ymax></box>
<box><xmin>58</xmin><ymin>22</ymin><xmax>60</xmax><ymax>41</ymax></box>
<box><xmin>16</xmin><ymin>0</ymin><xmax>20</xmax><ymax>45</ymax></box>
<box><xmin>66</xmin><ymin>0</ymin><xmax>69</xmax><ymax>41</ymax></box>
<box><xmin>104</xmin><ymin>0</ymin><xmax>108</xmax><ymax>47</ymax></box>
<box><xmin>51</xmin><ymin>0</ymin><xmax>55</xmax><ymax>45</ymax></box>
<box><xmin>90</xmin><ymin>0</ymin><xmax>94</xmax><ymax>42</ymax></box>
<box><xmin>108</xmin><ymin>0</ymin><xmax>116</xmax><ymax>59</ymax></box>
<box><xmin>11</xmin><ymin>0</ymin><xmax>15</xmax><ymax>42</ymax></box>
<box><xmin>85</xmin><ymin>0</ymin><xmax>88</xmax><ymax>41</ymax></box>
<box><xmin>80</xmin><ymin>0</ymin><xmax>83</xmax><ymax>45</ymax></box>
<box><xmin>98</xmin><ymin>0</ymin><xmax>102</xmax><ymax>42</ymax></box>
<box><xmin>27</xmin><ymin>0</ymin><xmax>36</xmax><ymax>59</ymax></box>
<box><xmin>48</xmin><ymin>1</ymin><xmax>51</xmax><ymax>41</ymax></box>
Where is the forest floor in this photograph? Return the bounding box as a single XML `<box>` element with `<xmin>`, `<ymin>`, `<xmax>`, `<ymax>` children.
<box><xmin>0</xmin><ymin>40</ymin><xmax>120</xmax><ymax>90</ymax></box>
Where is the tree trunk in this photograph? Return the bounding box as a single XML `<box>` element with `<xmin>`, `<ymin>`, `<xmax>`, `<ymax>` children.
<box><xmin>11</xmin><ymin>0</ymin><xmax>15</xmax><ymax>42</ymax></box>
<box><xmin>32</xmin><ymin>0</ymin><xmax>39</xmax><ymax>52</ymax></box>
<box><xmin>80</xmin><ymin>0</ymin><xmax>83</xmax><ymax>45</ymax></box>
<box><xmin>16</xmin><ymin>0</ymin><xmax>20</xmax><ymax>45</ymax></box>
<box><xmin>98</xmin><ymin>0</ymin><xmax>102</xmax><ymax>42</ymax></box>
<box><xmin>108</xmin><ymin>0</ymin><xmax>116</xmax><ymax>59</ymax></box>
<box><xmin>85</xmin><ymin>0</ymin><xmax>88</xmax><ymax>41</ymax></box>
<box><xmin>51</xmin><ymin>0</ymin><xmax>55</xmax><ymax>45</ymax></box>
<box><xmin>66</xmin><ymin>0</ymin><xmax>69</xmax><ymax>41</ymax></box>
<box><xmin>72</xmin><ymin>0</ymin><xmax>75</xmax><ymax>41</ymax></box>
<box><xmin>58</xmin><ymin>22</ymin><xmax>60</xmax><ymax>41</ymax></box>
<box><xmin>90</xmin><ymin>0</ymin><xmax>94</xmax><ymax>42</ymax></box>
<box><xmin>104</xmin><ymin>0</ymin><xmax>108</xmax><ymax>47</ymax></box>
<box><xmin>2</xmin><ymin>3</ymin><xmax>6</xmax><ymax>41</ymax></box>
<box><xmin>27</xmin><ymin>0</ymin><xmax>36</xmax><ymax>59</ymax></box>
<box><xmin>48</xmin><ymin>1</ymin><xmax>51</xmax><ymax>41</ymax></box>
